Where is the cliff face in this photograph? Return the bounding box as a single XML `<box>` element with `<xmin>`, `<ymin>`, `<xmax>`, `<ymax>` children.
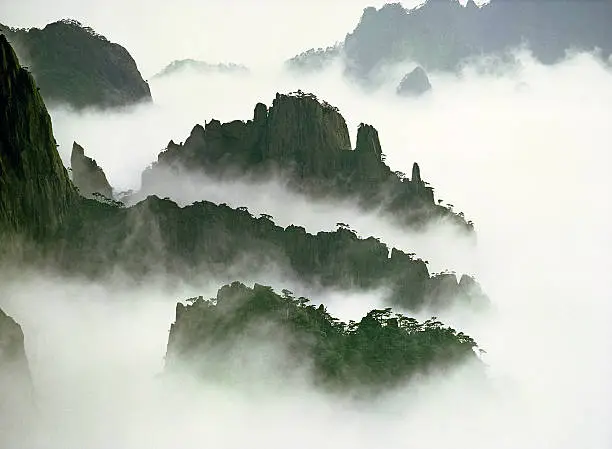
<box><xmin>70</xmin><ymin>142</ymin><xmax>113</xmax><ymax>199</ymax></box>
<box><xmin>0</xmin><ymin>34</ymin><xmax>76</xmax><ymax>242</ymax></box>
<box><xmin>0</xmin><ymin>307</ymin><xmax>33</xmax><ymax>414</ymax></box>
<box><xmin>165</xmin><ymin>282</ymin><xmax>480</xmax><ymax>393</ymax></box>
<box><xmin>289</xmin><ymin>0</ymin><xmax>612</xmax><ymax>82</ymax></box>
<box><xmin>142</xmin><ymin>91</ymin><xmax>468</xmax><ymax>231</ymax></box>
<box><xmin>0</xmin><ymin>20</ymin><xmax>152</xmax><ymax>110</ymax></box>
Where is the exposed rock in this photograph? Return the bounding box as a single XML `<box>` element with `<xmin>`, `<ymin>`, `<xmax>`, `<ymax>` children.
<box><xmin>141</xmin><ymin>91</ymin><xmax>470</xmax><ymax>231</ymax></box>
<box><xmin>70</xmin><ymin>142</ymin><xmax>113</xmax><ymax>200</ymax></box>
<box><xmin>0</xmin><ymin>34</ymin><xmax>76</xmax><ymax>243</ymax></box>
<box><xmin>153</xmin><ymin>59</ymin><xmax>249</xmax><ymax>78</ymax></box>
<box><xmin>0</xmin><ymin>20</ymin><xmax>151</xmax><ymax>110</ymax></box>
<box><xmin>397</xmin><ymin>67</ymin><xmax>432</xmax><ymax>96</ymax></box>
<box><xmin>165</xmin><ymin>282</ymin><xmax>481</xmax><ymax>393</ymax></box>
<box><xmin>289</xmin><ymin>0</ymin><xmax>612</xmax><ymax>83</ymax></box>
<box><xmin>0</xmin><ymin>307</ymin><xmax>33</xmax><ymax>416</ymax></box>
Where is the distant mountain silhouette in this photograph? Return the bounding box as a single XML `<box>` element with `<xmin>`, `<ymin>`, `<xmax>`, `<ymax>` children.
<box><xmin>288</xmin><ymin>0</ymin><xmax>612</xmax><ymax>83</ymax></box>
<box><xmin>0</xmin><ymin>19</ymin><xmax>151</xmax><ymax>109</ymax></box>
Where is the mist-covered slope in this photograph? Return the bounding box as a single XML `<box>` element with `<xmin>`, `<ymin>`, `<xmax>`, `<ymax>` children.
<box><xmin>141</xmin><ymin>91</ymin><xmax>470</xmax><ymax>231</ymax></box>
<box><xmin>166</xmin><ymin>281</ymin><xmax>480</xmax><ymax>393</ymax></box>
<box><xmin>288</xmin><ymin>0</ymin><xmax>612</xmax><ymax>82</ymax></box>
<box><xmin>0</xmin><ymin>19</ymin><xmax>152</xmax><ymax>110</ymax></box>
<box><xmin>0</xmin><ymin>35</ymin><xmax>485</xmax><ymax>313</ymax></box>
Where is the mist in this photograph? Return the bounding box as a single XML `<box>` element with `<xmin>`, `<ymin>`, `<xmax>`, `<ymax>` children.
<box><xmin>2</xmin><ymin>0</ymin><xmax>612</xmax><ymax>447</ymax></box>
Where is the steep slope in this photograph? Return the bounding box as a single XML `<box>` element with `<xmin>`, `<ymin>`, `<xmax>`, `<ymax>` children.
<box><xmin>70</xmin><ymin>142</ymin><xmax>113</xmax><ymax>200</ymax></box>
<box><xmin>0</xmin><ymin>20</ymin><xmax>152</xmax><ymax>109</ymax></box>
<box><xmin>289</xmin><ymin>0</ymin><xmax>612</xmax><ymax>83</ymax></box>
<box><xmin>141</xmin><ymin>91</ymin><xmax>469</xmax><ymax>231</ymax></box>
<box><xmin>166</xmin><ymin>282</ymin><xmax>481</xmax><ymax>393</ymax></box>
<box><xmin>0</xmin><ymin>307</ymin><xmax>33</xmax><ymax>416</ymax></box>
<box><xmin>0</xmin><ymin>34</ymin><xmax>76</xmax><ymax>243</ymax></box>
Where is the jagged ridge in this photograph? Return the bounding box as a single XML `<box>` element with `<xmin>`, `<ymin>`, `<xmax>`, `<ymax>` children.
<box><xmin>142</xmin><ymin>91</ymin><xmax>470</xmax><ymax>230</ymax></box>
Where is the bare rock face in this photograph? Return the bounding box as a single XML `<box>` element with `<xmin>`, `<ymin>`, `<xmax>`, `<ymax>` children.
<box><xmin>0</xmin><ymin>307</ymin><xmax>33</xmax><ymax>419</ymax></box>
<box><xmin>70</xmin><ymin>142</ymin><xmax>113</xmax><ymax>200</ymax></box>
<box><xmin>0</xmin><ymin>34</ymin><xmax>76</xmax><ymax>243</ymax></box>
<box><xmin>397</xmin><ymin>67</ymin><xmax>432</xmax><ymax>97</ymax></box>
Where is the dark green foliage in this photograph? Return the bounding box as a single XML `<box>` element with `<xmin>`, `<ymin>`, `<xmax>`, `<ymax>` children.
<box><xmin>143</xmin><ymin>92</ymin><xmax>471</xmax><ymax>231</ymax></box>
<box><xmin>166</xmin><ymin>282</ymin><xmax>480</xmax><ymax>393</ymax></box>
<box><xmin>1</xmin><ymin>20</ymin><xmax>151</xmax><ymax>109</ymax></box>
<box><xmin>51</xmin><ymin>195</ymin><xmax>486</xmax><ymax>311</ymax></box>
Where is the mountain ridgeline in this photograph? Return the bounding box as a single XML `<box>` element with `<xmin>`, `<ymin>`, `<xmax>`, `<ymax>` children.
<box><xmin>166</xmin><ymin>282</ymin><xmax>481</xmax><ymax>393</ymax></box>
<box><xmin>0</xmin><ymin>19</ymin><xmax>151</xmax><ymax>110</ymax></box>
<box><xmin>288</xmin><ymin>0</ymin><xmax>612</xmax><ymax>83</ymax></box>
<box><xmin>142</xmin><ymin>91</ymin><xmax>470</xmax><ymax>231</ymax></box>
<box><xmin>0</xmin><ymin>33</ymin><xmax>485</xmax><ymax>316</ymax></box>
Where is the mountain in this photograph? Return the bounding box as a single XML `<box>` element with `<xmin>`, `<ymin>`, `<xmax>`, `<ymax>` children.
<box><xmin>165</xmin><ymin>281</ymin><xmax>481</xmax><ymax>393</ymax></box>
<box><xmin>141</xmin><ymin>91</ymin><xmax>472</xmax><ymax>231</ymax></box>
<box><xmin>70</xmin><ymin>142</ymin><xmax>113</xmax><ymax>200</ymax></box>
<box><xmin>153</xmin><ymin>59</ymin><xmax>249</xmax><ymax>78</ymax></box>
<box><xmin>0</xmin><ymin>35</ymin><xmax>485</xmax><ymax>313</ymax></box>
<box><xmin>0</xmin><ymin>19</ymin><xmax>152</xmax><ymax>109</ymax></box>
<box><xmin>288</xmin><ymin>0</ymin><xmax>612</xmax><ymax>83</ymax></box>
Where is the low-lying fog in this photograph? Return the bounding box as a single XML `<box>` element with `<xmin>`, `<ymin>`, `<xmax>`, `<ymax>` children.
<box><xmin>2</xmin><ymin>1</ymin><xmax>612</xmax><ymax>447</ymax></box>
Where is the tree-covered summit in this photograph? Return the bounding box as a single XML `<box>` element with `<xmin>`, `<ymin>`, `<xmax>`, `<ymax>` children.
<box><xmin>166</xmin><ymin>281</ymin><xmax>481</xmax><ymax>394</ymax></box>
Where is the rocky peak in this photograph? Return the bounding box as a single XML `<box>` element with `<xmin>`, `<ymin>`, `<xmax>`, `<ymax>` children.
<box><xmin>355</xmin><ymin>123</ymin><xmax>383</xmax><ymax>158</ymax></box>
<box><xmin>70</xmin><ymin>141</ymin><xmax>113</xmax><ymax>200</ymax></box>
<box><xmin>264</xmin><ymin>92</ymin><xmax>352</xmax><ymax>176</ymax></box>
<box><xmin>0</xmin><ymin>34</ymin><xmax>75</xmax><ymax>241</ymax></box>
<box><xmin>397</xmin><ymin>66</ymin><xmax>432</xmax><ymax>97</ymax></box>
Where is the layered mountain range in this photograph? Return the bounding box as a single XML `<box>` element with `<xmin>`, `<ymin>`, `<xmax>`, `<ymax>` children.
<box><xmin>0</xmin><ymin>33</ymin><xmax>484</xmax><ymax>394</ymax></box>
<box><xmin>288</xmin><ymin>0</ymin><xmax>612</xmax><ymax>84</ymax></box>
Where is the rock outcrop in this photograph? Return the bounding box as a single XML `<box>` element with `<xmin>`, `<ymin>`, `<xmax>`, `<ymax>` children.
<box><xmin>0</xmin><ymin>34</ymin><xmax>76</xmax><ymax>243</ymax></box>
<box><xmin>70</xmin><ymin>142</ymin><xmax>113</xmax><ymax>200</ymax></box>
<box><xmin>397</xmin><ymin>67</ymin><xmax>432</xmax><ymax>97</ymax></box>
<box><xmin>288</xmin><ymin>0</ymin><xmax>612</xmax><ymax>83</ymax></box>
<box><xmin>0</xmin><ymin>20</ymin><xmax>152</xmax><ymax>110</ymax></box>
<box><xmin>142</xmin><ymin>91</ymin><xmax>469</xmax><ymax>231</ymax></box>
<box><xmin>165</xmin><ymin>282</ymin><xmax>480</xmax><ymax>393</ymax></box>
<box><xmin>0</xmin><ymin>307</ymin><xmax>33</xmax><ymax>415</ymax></box>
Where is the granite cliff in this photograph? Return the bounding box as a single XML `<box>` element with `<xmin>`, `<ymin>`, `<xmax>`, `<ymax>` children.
<box><xmin>0</xmin><ymin>20</ymin><xmax>152</xmax><ymax>109</ymax></box>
